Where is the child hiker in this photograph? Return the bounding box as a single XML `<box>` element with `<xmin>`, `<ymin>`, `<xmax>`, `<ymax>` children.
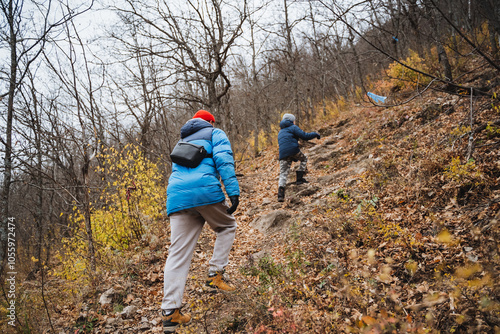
<box><xmin>277</xmin><ymin>113</ymin><xmax>320</xmax><ymax>202</ymax></box>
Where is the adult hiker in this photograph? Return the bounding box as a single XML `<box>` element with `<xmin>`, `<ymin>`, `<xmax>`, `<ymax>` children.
<box><xmin>277</xmin><ymin>113</ymin><xmax>320</xmax><ymax>202</ymax></box>
<box><xmin>161</xmin><ymin>109</ymin><xmax>240</xmax><ymax>333</ymax></box>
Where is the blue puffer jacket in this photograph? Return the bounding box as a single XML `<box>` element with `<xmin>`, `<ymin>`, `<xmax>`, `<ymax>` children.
<box><xmin>167</xmin><ymin>118</ymin><xmax>240</xmax><ymax>216</ymax></box>
<box><xmin>278</xmin><ymin>119</ymin><xmax>319</xmax><ymax>160</ymax></box>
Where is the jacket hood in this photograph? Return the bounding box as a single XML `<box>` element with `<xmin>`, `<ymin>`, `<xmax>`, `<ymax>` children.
<box><xmin>180</xmin><ymin>118</ymin><xmax>213</xmax><ymax>138</ymax></box>
<box><xmin>280</xmin><ymin>119</ymin><xmax>294</xmax><ymax>129</ymax></box>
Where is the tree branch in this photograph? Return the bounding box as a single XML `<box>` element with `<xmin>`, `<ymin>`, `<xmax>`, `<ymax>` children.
<box><xmin>428</xmin><ymin>0</ymin><xmax>500</xmax><ymax>73</ymax></box>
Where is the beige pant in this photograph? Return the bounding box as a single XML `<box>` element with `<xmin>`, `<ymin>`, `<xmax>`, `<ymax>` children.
<box><xmin>161</xmin><ymin>201</ymin><xmax>237</xmax><ymax>311</ymax></box>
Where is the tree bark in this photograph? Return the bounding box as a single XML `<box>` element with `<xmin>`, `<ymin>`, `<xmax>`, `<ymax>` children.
<box><xmin>437</xmin><ymin>42</ymin><xmax>453</xmax><ymax>82</ymax></box>
<box><xmin>283</xmin><ymin>0</ymin><xmax>300</xmax><ymax>125</ymax></box>
<box><xmin>1</xmin><ymin>0</ymin><xmax>18</xmax><ymax>271</ymax></box>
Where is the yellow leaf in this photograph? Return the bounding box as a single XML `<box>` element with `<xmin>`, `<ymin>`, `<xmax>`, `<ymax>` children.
<box><xmin>405</xmin><ymin>260</ymin><xmax>418</xmax><ymax>275</ymax></box>
<box><xmin>362</xmin><ymin>315</ymin><xmax>377</xmax><ymax>325</ymax></box>
<box><xmin>455</xmin><ymin>264</ymin><xmax>481</xmax><ymax>278</ymax></box>
<box><xmin>437</xmin><ymin>229</ymin><xmax>453</xmax><ymax>243</ymax></box>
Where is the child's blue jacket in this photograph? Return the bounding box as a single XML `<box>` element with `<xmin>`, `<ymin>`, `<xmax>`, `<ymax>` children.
<box><xmin>278</xmin><ymin>119</ymin><xmax>319</xmax><ymax>160</ymax></box>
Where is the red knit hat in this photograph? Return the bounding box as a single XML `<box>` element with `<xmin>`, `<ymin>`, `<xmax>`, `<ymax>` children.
<box><xmin>193</xmin><ymin>110</ymin><xmax>215</xmax><ymax>123</ymax></box>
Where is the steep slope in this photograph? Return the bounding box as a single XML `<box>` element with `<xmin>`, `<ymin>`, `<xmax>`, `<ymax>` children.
<box><xmin>54</xmin><ymin>88</ymin><xmax>499</xmax><ymax>333</ymax></box>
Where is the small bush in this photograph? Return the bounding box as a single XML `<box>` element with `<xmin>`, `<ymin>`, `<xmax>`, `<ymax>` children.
<box><xmin>53</xmin><ymin>144</ymin><xmax>165</xmax><ymax>282</ymax></box>
<box><xmin>444</xmin><ymin>157</ymin><xmax>483</xmax><ymax>185</ymax></box>
<box><xmin>388</xmin><ymin>50</ymin><xmax>432</xmax><ymax>90</ymax></box>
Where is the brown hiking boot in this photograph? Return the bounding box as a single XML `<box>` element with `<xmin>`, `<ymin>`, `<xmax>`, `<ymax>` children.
<box><xmin>162</xmin><ymin>309</ymin><xmax>191</xmax><ymax>333</ymax></box>
<box><xmin>206</xmin><ymin>272</ymin><xmax>236</xmax><ymax>292</ymax></box>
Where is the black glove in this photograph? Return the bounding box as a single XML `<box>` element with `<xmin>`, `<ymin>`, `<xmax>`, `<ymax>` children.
<box><xmin>226</xmin><ymin>195</ymin><xmax>239</xmax><ymax>214</ymax></box>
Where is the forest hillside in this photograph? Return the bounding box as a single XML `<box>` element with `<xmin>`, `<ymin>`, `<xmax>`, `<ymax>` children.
<box><xmin>2</xmin><ymin>1</ymin><xmax>500</xmax><ymax>333</ymax></box>
<box><xmin>37</xmin><ymin>59</ymin><xmax>500</xmax><ymax>334</ymax></box>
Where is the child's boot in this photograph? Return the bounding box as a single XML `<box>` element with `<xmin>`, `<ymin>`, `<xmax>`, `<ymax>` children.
<box><xmin>296</xmin><ymin>171</ymin><xmax>308</xmax><ymax>185</ymax></box>
<box><xmin>278</xmin><ymin>186</ymin><xmax>285</xmax><ymax>202</ymax></box>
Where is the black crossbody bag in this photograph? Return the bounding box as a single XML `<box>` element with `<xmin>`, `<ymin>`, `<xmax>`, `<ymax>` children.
<box><xmin>170</xmin><ymin>140</ymin><xmax>213</xmax><ymax>168</ymax></box>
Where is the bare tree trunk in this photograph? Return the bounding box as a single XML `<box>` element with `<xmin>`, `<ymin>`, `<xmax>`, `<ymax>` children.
<box><xmin>253</xmin><ymin>119</ymin><xmax>260</xmax><ymax>157</ymax></box>
<box><xmin>1</xmin><ymin>0</ymin><xmax>18</xmax><ymax>270</ymax></box>
<box><xmin>40</xmin><ymin>260</ymin><xmax>55</xmax><ymax>332</ymax></box>
<box><xmin>478</xmin><ymin>0</ymin><xmax>500</xmax><ymax>57</ymax></box>
<box><xmin>69</xmin><ymin>27</ymin><xmax>98</xmax><ymax>277</ymax></box>
<box><xmin>488</xmin><ymin>23</ymin><xmax>499</xmax><ymax>57</ymax></box>
<box><xmin>402</xmin><ymin>0</ymin><xmax>424</xmax><ymax>56</ymax></box>
<box><xmin>348</xmin><ymin>30</ymin><xmax>366</xmax><ymax>93</ymax></box>
<box><xmin>248</xmin><ymin>1</ymin><xmax>265</xmax><ymax>157</ymax></box>
<box><xmin>82</xmin><ymin>159</ymin><xmax>96</xmax><ymax>274</ymax></box>
<box><xmin>283</xmin><ymin>0</ymin><xmax>300</xmax><ymax>125</ymax></box>
<box><xmin>423</xmin><ymin>0</ymin><xmax>454</xmax><ymax>83</ymax></box>
<box><xmin>307</xmin><ymin>1</ymin><xmax>327</xmax><ymax>116</ymax></box>
<box><xmin>28</xmin><ymin>75</ymin><xmax>44</xmax><ymax>276</ymax></box>
<box><xmin>437</xmin><ymin>42</ymin><xmax>453</xmax><ymax>82</ymax></box>
<box><xmin>390</xmin><ymin>0</ymin><xmax>402</xmax><ymax>59</ymax></box>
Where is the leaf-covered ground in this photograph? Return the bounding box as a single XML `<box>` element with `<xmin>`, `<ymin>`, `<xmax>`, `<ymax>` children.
<box><xmin>45</xmin><ymin>69</ymin><xmax>500</xmax><ymax>333</ymax></box>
